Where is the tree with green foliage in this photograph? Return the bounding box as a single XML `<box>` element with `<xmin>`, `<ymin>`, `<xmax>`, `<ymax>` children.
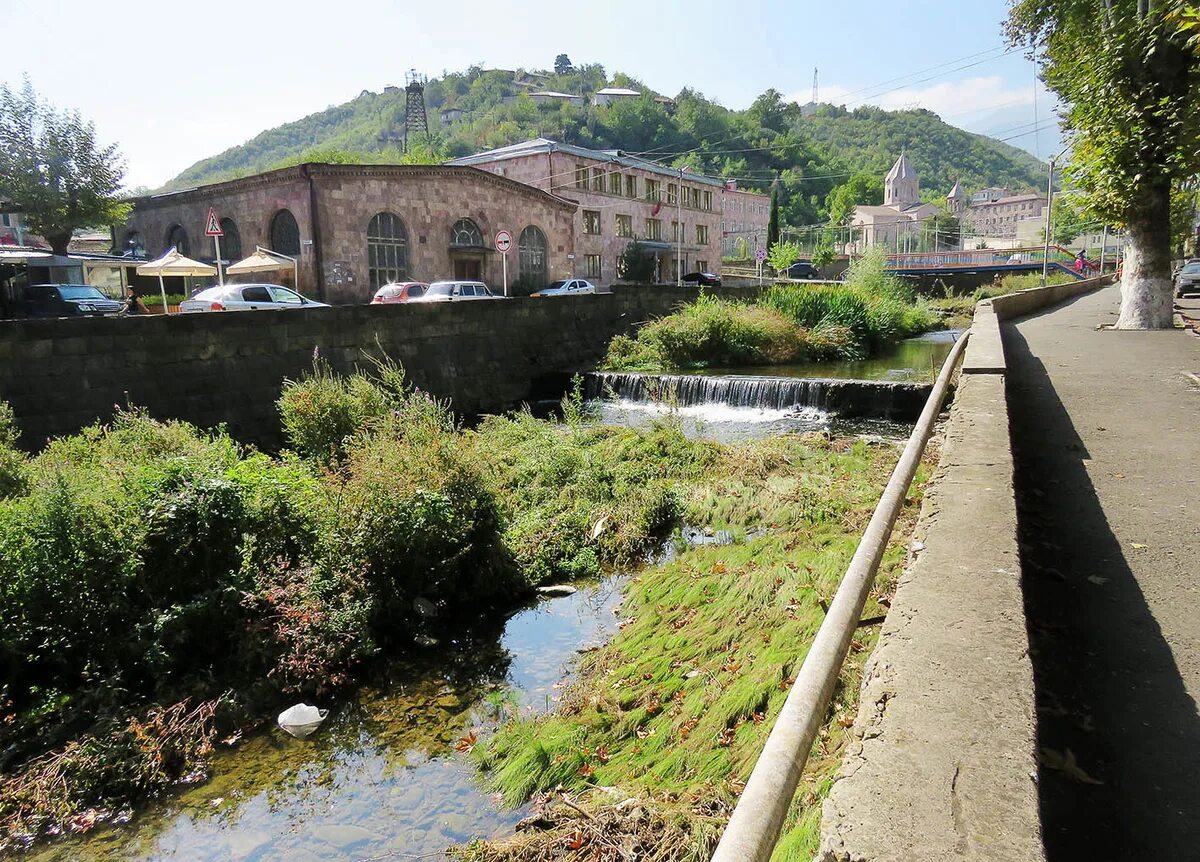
<box><xmin>0</xmin><ymin>78</ymin><xmax>128</xmax><ymax>255</ymax></box>
<box><xmin>827</xmin><ymin>172</ymin><xmax>884</xmax><ymax>225</ymax></box>
<box><xmin>767</xmin><ymin>186</ymin><xmax>781</xmax><ymax>250</ymax></box>
<box><xmin>767</xmin><ymin>239</ymin><xmax>801</xmax><ymax>274</ymax></box>
<box><xmin>618</xmin><ymin>240</ymin><xmax>657</xmax><ymax>283</ymax></box>
<box><xmin>1008</xmin><ymin>1</ymin><xmax>1200</xmax><ymax>328</ymax></box>
<box><xmin>811</xmin><ymin>243</ymin><xmax>836</xmax><ymax>268</ymax></box>
<box><xmin>554</xmin><ymin>54</ymin><xmax>573</xmax><ymax>75</ymax></box>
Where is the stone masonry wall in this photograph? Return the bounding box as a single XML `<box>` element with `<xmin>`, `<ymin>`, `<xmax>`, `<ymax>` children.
<box><xmin>0</xmin><ymin>286</ymin><xmax>757</xmax><ymax>448</ymax></box>
<box><xmin>312</xmin><ymin>166</ymin><xmax>576</xmax><ymax>303</ymax></box>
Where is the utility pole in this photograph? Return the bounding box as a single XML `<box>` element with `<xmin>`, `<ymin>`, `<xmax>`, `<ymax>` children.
<box><xmin>677</xmin><ymin>166</ymin><xmax>683</xmax><ymax>287</ymax></box>
<box><xmin>1099</xmin><ymin>225</ymin><xmax>1109</xmax><ymax>273</ymax></box>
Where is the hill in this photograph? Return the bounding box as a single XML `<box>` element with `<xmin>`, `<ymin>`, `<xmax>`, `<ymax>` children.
<box><xmin>163</xmin><ymin>62</ymin><xmax>1047</xmax><ymax>228</ymax></box>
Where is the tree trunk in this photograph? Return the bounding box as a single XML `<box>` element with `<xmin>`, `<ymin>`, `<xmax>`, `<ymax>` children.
<box><xmin>1117</xmin><ymin>180</ymin><xmax>1175</xmax><ymax>330</ymax></box>
<box><xmin>47</xmin><ymin>231</ymin><xmax>72</xmax><ymax>257</ymax></box>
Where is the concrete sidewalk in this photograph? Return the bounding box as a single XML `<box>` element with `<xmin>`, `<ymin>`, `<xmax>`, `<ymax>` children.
<box><xmin>1005</xmin><ymin>285</ymin><xmax>1200</xmax><ymax>860</ymax></box>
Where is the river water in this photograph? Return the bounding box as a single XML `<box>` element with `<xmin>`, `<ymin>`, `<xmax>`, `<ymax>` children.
<box><xmin>28</xmin><ymin>578</ymin><xmax>630</xmax><ymax>862</ymax></box>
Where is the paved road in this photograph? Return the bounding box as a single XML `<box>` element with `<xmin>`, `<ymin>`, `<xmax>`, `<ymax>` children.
<box><xmin>1005</xmin><ymin>285</ymin><xmax>1200</xmax><ymax>860</ymax></box>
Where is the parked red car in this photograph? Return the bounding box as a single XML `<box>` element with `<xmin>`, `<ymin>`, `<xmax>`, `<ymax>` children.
<box><xmin>371</xmin><ymin>282</ymin><xmax>428</xmax><ymax>304</ymax></box>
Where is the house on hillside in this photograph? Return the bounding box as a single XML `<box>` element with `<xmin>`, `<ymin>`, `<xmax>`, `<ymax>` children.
<box><xmin>529</xmin><ymin>91</ymin><xmax>585</xmax><ymax>107</ymax></box>
<box><xmin>591</xmin><ymin>87</ymin><xmax>641</xmax><ymax>106</ymax></box>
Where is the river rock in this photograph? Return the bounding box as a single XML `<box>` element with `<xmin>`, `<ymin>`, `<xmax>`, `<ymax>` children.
<box><xmin>313</xmin><ymin>823</ymin><xmax>381</xmax><ymax>850</ymax></box>
<box><xmin>537</xmin><ymin>584</ymin><xmax>577</xmax><ymax>597</ymax></box>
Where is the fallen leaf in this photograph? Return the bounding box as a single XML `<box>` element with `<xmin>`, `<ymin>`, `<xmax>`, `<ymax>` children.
<box><xmin>568</xmin><ymin>831</ymin><xmax>585</xmax><ymax>850</ymax></box>
<box><xmin>577</xmin><ymin>763</ymin><xmax>595</xmax><ymax>778</ymax></box>
<box><xmin>1040</xmin><ymin>747</ymin><xmax>1104</xmax><ymax>785</ymax></box>
<box><xmin>718</xmin><ymin>728</ymin><xmax>736</xmax><ymax>747</ymax></box>
<box><xmin>1131</xmin><ymin>543</ymin><xmax>1148</xmax><ymax>550</ymax></box>
<box><xmin>594</xmin><ymin>746</ymin><xmax>610</xmax><ymax>764</ymax></box>
<box><xmin>838</xmin><ymin>714</ymin><xmax>855</xmax><ymax>728</ymax></box>
<box><xmin>712</xmin><ymin>563</ymin><xmax>727</xmax><ymax>575</ymax></box>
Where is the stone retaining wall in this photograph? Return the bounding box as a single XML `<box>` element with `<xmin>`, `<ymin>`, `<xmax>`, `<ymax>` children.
<box><xmin>0</xmin><ymin>285</ymin><xmax>757</xmax><ymax>447</ymax></box>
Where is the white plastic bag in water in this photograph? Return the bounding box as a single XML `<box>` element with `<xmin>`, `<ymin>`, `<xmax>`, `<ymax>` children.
<box><xmin>277</xmin><ymin>703</ymin><xmax>328</xmax><ymax>739</ymax></box>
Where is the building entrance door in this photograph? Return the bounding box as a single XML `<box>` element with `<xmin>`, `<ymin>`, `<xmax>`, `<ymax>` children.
<box><xmin>453</xmin><ymin>257</ymin><xmax>482</xmax><ymax>280</ymax></box>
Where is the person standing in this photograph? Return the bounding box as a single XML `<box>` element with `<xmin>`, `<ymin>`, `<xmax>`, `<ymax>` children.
<box><xmin>124</xmin><ymin>287</ymin><xmax>148</xmax><ymax>315</ymax></box>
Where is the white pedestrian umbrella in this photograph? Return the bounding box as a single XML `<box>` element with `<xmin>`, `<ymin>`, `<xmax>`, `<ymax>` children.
<box><xmin>136</xmin><ymin>247</ymin><xmax>217</xmax><ymax>314</ymax></box>
<box><xmin>226</xmin><ymin>246</ymin><xmax>298</xmax><ymax>290</ymax></box>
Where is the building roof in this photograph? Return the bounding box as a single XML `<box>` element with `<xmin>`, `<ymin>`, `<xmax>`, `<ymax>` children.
<box><xmin>886</xmin><ymin>151</ymin><xmax>916</xmax><ymax>183</ymax></box>
<box><xmin>129</xmin><ymin>163</ymin><xmax>578</xmax><ymax>211</ymax></box>
<box><xmin>595</xmin><ymin>87</ymin><xmax>641</xmax><ymax>96</ymax></box>
<box><xmin>445</xmin><ymin>137</ymin><xmax>728</xmax><ymax>188</ymax></box>
<box><xmin>530</xmin><ymin>90</ymin><xmax>582</xmax><ymax>99</ymax></box>
<box><xmin>948</xmin><ymin>180</ymin><xmax>966</xmax><ymax>199</ymax></box>
<box><xmin>971</xmin><ymin>193</ymin><xmax>1044</xmax><ymax>207</ymax></box>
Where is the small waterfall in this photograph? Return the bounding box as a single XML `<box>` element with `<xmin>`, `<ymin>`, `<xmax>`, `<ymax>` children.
<box><xmin>585</xmin><ymin>372</ymin><xmax>931</xmax><ymax>422</ymax></box>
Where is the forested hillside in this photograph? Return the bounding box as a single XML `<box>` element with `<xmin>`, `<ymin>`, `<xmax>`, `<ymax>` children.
<box><xmin>164</xmin><ymin>61</ymin><xmax>1047</xmax><ymax>227</ymax></box>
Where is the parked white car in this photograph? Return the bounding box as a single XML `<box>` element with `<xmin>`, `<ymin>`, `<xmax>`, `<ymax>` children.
<box><xmin>531</xmin><ymin>279</ymin><xmax>597</xmax><ymax>297</ymax></box>
<box><xmin>179</xmin><ymin>283</ymin><xmax>330</xmax><ymax>313</ymax></box>
<box><xmin>411</xmin><ymin>280</ymin><xmax>504</xmax><ymax>302</ymax></box>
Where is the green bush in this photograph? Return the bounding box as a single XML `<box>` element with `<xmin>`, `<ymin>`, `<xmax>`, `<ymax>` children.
<box><xmin>631</xmin><ymin>295</ymin><xmax>802</xmax><ymax>369</ymax></box>
<box><xmin>0</xmin><ymin>403</ymin><xmax>26</xmax><ymax>498</ymax></box>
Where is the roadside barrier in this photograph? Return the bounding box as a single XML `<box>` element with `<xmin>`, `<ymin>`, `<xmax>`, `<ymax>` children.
<box><xmin>709</xmin><ymin>329</ymin><xmax>971</xmax><ymax>862</ymax></box>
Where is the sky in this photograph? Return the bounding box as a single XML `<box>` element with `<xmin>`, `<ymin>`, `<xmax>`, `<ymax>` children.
<box><xmin>5</xmin><ymin>0</ymin><xmax>1060</xmax><ymax>189</ymax></box>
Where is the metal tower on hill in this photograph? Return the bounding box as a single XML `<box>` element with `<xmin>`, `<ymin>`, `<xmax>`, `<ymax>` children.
<box><xmin>403</xmin><ymin>69</ymin><xmax>430</xmax><ymax>153</ymax></box>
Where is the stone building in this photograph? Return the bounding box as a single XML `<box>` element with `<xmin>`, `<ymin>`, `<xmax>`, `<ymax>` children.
<box><xmin>850</xmin><ymin>152</ymin><xmax>942</xmax><ymax>251</ymax></box>
<box><xmin>117</xmin><ymin>164</ymin><xmax>576</xmax><ymax>303</ymax></box>
<box><xmin>721</xmin><ymin>182</ymin><xmax>771</xmax><ymax>257</ymax></box>
<box><xmin>448</xmin><ymin>138</ymin><xmax>758</xmax><ymax>286</ymax></box>
<box><xmin>959</xmin><ymin>192</ymin><xmax>1045</xmax><ymax>239</ymax></box>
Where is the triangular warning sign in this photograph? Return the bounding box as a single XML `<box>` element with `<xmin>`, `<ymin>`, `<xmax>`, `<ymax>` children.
<box><xmin>204</xmin><ymin>207</ymin><xmax>223</xmax><ymax>236</ymax></box>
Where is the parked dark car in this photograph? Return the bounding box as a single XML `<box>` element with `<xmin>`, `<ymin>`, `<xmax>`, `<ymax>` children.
<box><xmin>1176</xmin><ymin>261</ymin><xmax>1200</xmax><ymax>297</ymax></box>
<box><xmin>14</xmin><ymin>284</ymin><xmax>123</xmax><ymax>318</ymax></box>
<box><xmin>784</xmin><ymin>261</ymin><xmax>821</xmax><ymax>280</ymax></box>
<box><xmin>682</xmin><ymin>271</ymin><xmax>722</xmax><ymax>287</ymax></box>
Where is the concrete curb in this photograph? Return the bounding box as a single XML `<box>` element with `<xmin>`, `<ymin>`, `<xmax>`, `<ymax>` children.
<box><xmin>813</xmin><ymin>279</ymin><xmax>1118</xmax><ymax>861</ymax></box>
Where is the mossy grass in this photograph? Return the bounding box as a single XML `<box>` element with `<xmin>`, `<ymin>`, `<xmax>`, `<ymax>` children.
<box><xmin>461</xmin><ymin>435</ymin><xmax>934</xmax><ymax>861</ymax></box>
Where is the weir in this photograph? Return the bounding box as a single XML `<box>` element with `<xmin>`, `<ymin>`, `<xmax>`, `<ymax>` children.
<box><xmin>584</xmin><ymin>372</ymin><xmax>932</xmax><ymax>422</ymax></box>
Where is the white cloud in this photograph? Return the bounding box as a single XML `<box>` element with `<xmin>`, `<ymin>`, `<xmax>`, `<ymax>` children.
<box><xmin>786</xmin><ymin>75</ymin><xmax>1043</xmax><ymax>122</ymax></box>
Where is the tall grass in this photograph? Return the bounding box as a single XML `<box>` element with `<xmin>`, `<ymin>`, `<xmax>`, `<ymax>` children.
<box><xmin>603</xmin><ymin>248</ymin><xmax>939</xmax><ymax>371</ymax></box>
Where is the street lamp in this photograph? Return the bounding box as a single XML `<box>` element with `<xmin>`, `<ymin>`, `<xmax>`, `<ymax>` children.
<box><xmin>1042</xmin><ymin>148</ymin><xmax>1069</xmax><ymax>285</ymax></box>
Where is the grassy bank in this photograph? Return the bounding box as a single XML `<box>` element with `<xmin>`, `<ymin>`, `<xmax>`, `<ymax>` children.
<box><xmin>457</xmin><ymin>433</ymin><xmax>933</xmax><ymax>861</ymax></box>
<box><xmin>603</xmin><ymin>249</ymin><xmax>939</xmax><ymax>372</ymax></box>
<box><xmin>932</xmin><ymin>271</ymin><xmax>1080</xmax><ymax>329</ymax></box>
<box><xmin>0</xmin><ymin>366</ymin><xmax>724</xmax><ymax>850</ymax></box>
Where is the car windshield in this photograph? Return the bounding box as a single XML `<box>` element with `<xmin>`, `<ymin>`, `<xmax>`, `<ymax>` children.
<box><xmin>57</xmin><ymin>286</ymin><xmax>107</xmax><ymax>300</ymax></box>
<box><xmin>426</xmin><ymin>283</ymin><xmax>453</xmax><ymax>296</ymax></box>
<box><xmin>1183</xmin><ymin>263</ymin><xmax>1200</xmax><ymax>274</ymax></box>
<box><xmin>545</xmin><ymin>281</ymin><xmax>568</xmax><ymax>291</ymax></box>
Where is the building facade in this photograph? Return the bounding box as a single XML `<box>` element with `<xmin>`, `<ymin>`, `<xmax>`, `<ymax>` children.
<box><xmin>721</xmin><ymin>183</ymin><xmax>771</xmax><ymax>258</ymax></box>
<box><xmin>118</xmin><ymin>164</ymin><xmax>576</xmax><ymax>303</ymax></box>
<box><xmin>448</xmin><ymin>138</ymin><xmax>739</xmax><ymax>286</ymax></box>
<box><xmin>959</xmin><ymin>192</ymin><xmax>1045</xmax><ymax>239</ymax></box>
<box><xmin>851</xmin><ymin>152</ymin><xmax>942</xmax><ymax>251</ymax></box>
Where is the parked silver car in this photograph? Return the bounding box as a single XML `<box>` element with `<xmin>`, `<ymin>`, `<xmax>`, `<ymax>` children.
<box><xmin>411</xmin><ymin>280</ymin><xmax>504</xmax><ymax>302</ymax></box>
<box><xmin>179</xmin><ymin>283</ymin><xmax>330</xmax><ymax>312</ymax></box>
<box><xmin>531</xmin><ymin>279</ymin><xmax>597</xmax><ymax>297</ymax></box>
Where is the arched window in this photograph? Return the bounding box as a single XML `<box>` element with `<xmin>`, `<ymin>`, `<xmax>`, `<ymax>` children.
<box><xmin>367</xmin><ymin>212</ymin><xmax>409</xmax><ymax>289</ymax></box>
<box><xmin>124</xmin><ymin>230</ymin><xmax>145</xmax><ymax>258</ymax></box>
<box><xmin>166</xmin><ymin>224</ymin><xmax>189</xmax><ymax>256</ymax></box>
<box><xmin>219</xmin><ymin>218</ymin><xmax>241</xmax><ymax>262</ymax></box>
<box><xmin>449</xmin><ymin>218</ymin><xmax>483</xmax><ymax>248</ymax></box>
<box><xmin>518</xmin><ymin>225</ymin><xmax>548</xmax><ymax>289</ymax></box>
<box><xmin>270</xmin><ymin>209</ymin><xmax>300</xmax><ymax>256</ymax></box>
